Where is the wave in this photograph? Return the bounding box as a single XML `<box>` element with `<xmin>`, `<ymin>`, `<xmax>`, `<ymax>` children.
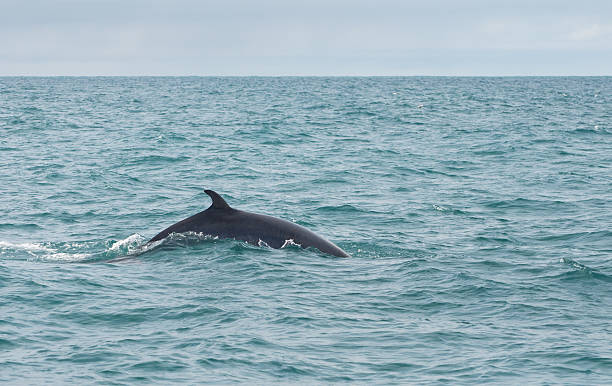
<box><xmin>558</xmin><ymin>257</ymin><xmax>612</xmax><ymax>283</ymax></box>
<box><xmin>537</xmin><ymin>230</ymin><xmax>612</xmax><ymax>243</ymax></box>
<box><xmin>571</xmin><ymin>126</ymin><xmax>611</xmax><ymax>135</ymax></box>
<box><xmin>482</xmin><ymin>197</ymin><xmax>573</xmax><ymax>211</ymax></box>
<box><xmin>315</xmin><ymin>204</ymin><xmax>365</xmax><ymax>213</ymax></box>
<box><xmin>126</xmin><ymin>155</ymin><xmax>190</xmax><ymax>166</ymax></box>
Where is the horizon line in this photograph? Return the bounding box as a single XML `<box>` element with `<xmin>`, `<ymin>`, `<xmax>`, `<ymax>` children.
<box><xmin>1</xmin><ymin>74</ymin><xmax>611</xmax><ymax>77</ymax></box>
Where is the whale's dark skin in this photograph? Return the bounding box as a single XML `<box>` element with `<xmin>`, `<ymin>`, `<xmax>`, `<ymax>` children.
<box><xmin>148</xmin><ymin>190</ymin><xmax>349</xmax><ymax>257</ymax></box>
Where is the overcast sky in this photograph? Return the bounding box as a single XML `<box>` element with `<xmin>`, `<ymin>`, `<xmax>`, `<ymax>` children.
<box><xmin>1</xmin><ymin>0</ymin><xmax>611</xmax><ymax>75</ymax></box>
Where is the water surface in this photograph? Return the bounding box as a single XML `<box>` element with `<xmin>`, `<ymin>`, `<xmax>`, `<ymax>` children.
<box><xmin>1</xmin><ymin>77</ymin><xmax>611</xmax><ymax>384</ymax></box>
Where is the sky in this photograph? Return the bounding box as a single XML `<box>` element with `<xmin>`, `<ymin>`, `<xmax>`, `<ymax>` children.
<box><xmin>1</xmin><ymin>0</ymin><xmax>611</xmax><ymax>76</ymax></box>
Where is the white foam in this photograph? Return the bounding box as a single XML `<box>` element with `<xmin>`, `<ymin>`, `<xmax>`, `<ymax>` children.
<box><xmin>109</xmin><ymin>233</ymin><xmax>146</xmax><ymax>252</ymax></box>
<box><xmin>0</xmin><ymin>241</ymin><xmax>54</xmax><ymax>253</ymax></box>
<box><xmin>0</xmin><ymin>240</ymin><xmax>91</xmax><ymax>262</ymax></box>
<box><xmin>44</xmin><ymin>252</ymin><xmax>91</xmax><ymax>262</ymax></box>
<box><xmin>281</xmin><ymin>239</ymin><xmax>302</xmax><ymax>248</ymax></box>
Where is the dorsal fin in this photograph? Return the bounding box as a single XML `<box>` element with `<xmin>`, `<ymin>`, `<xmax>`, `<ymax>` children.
<box><xmin>204</xmin><ymin>189</ymin><xmax>231</xmax><ymax>209</ymax></box>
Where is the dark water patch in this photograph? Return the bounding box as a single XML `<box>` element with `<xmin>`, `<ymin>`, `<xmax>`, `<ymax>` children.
<box><xmin>391</xmin><ymin>165</ymin><xmax>424</xmax><ymax>176</ymax></box>
<box><xmin>128</xmin><ymin>359</ymin><xmax>189</xmax><ymax>372</ymax></box>
<box><xmin>0</xmin><ymin>223</ymin><xmax>43</xmax><ymax>230</ymax></box>
<box><xmin>309</xmin><ymin>177</ymin><xmax>350</xmax><ymax>185</ymax></box>
<box><xmin>160</xmin><ymin>305</ymin><xmax>224</xmax><ymax>320</ymax></box>
<box><xmin>53</xmin><ymin>307</ymin><xmax>158</xmax><ymax>326</ymax></box>
<box><xmin>482</xmin><ymin>197</ymin><xmax>574</xmax><ymax>212</ymax></box>
<box><xmin>571</xmin><ymin>127</ymin><xmax>611</xmax><ymax>135</ymax></box>
<box><xmin>127</xmin><ymin>154</ymin><xmax>190</xmax><ymax>165</ymax></box>
<box><xmin>0</xmin><ymin>337</ymin><xmax>17</xmax><ymax>349</ymax></box>
<box><xmin>315</xmin><ymin>204</ymin><xmax>365</xmax><ymax>213</ymax></box>
<box><xmin>535</xmin><ymin>230</ymin><xmax>612</xmax><ymax>243</ymax></box>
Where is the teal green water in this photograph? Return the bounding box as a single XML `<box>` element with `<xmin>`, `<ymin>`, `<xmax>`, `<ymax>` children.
<box><xmin>1</xmin><ymin>77</ymin><xmax>611</xmax><ymax>384</ymax></box>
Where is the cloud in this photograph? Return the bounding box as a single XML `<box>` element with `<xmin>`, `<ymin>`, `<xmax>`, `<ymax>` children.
<box><xmin>569</xmin><ymin>24</ymin><xmax>612</xmax><ymax>41</ymax></box>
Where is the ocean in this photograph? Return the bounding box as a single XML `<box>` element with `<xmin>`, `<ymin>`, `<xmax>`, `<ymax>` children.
<box><xmin>1</xmin><ymin>76</ymin><xmax>611</xmax><ymax>384</ymax></box>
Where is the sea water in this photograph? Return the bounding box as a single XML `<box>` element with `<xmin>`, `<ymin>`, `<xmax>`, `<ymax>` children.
<box><xmin>1</xmin><ymin>77</ymin><xmax>611</xmax><ymax>384</ymax></box>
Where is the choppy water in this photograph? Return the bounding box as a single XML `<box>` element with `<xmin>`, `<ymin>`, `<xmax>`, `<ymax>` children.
<box><xmin>1</xmin><ymin>77</ymin><xmax>611</xmax><ymax>384</ymax></box>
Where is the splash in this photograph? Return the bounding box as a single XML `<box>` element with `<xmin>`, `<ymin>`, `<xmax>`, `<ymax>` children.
<box><xmin>0</xmin><ymin>234</ymin><xmax>150</xmax><ymax>263</ymax></box>
<box><xmin>0</xmin><ymin>240</ymin><xmax>91</xmax><ymax>262</ymax></box>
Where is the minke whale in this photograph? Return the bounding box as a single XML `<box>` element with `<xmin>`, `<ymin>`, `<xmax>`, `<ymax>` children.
<box><xmin>148</xmin><ymin>190</ymin><xmax>349</xmax><ymax>257</ymax></box>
